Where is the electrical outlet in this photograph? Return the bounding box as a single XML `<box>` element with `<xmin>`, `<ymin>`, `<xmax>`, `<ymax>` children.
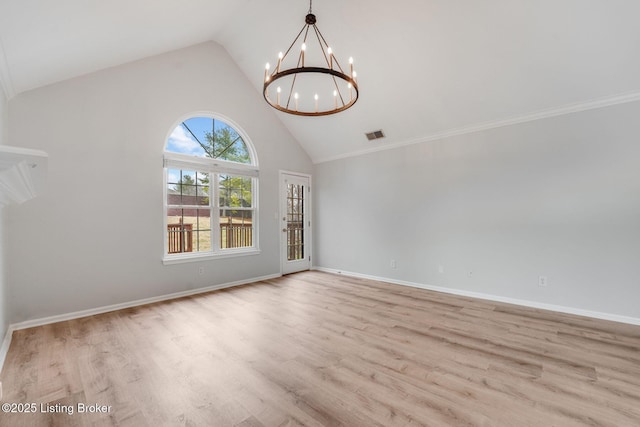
<box><xmin>198</xmin><ymin>267</ymin><xmax>204</xmax><ymax>275</ymax></box>
<box><xmin>438</xmin><ymin>265</ymin><xmax>444</xmax><ymax>274</ymax></box>
<box><xmin>390</xmin><ymin>259</ymin><xmax>397</xmax><ymax>269</ymax></box>
<box><xmin>539</xmin><ymin>276</ymin><xmax>548</xmax><ymax>287</ymax></box>
<box><xmin>468</xmin><ymin>270</ymin><xmax>473</xmax><ymax>277</ymax></box>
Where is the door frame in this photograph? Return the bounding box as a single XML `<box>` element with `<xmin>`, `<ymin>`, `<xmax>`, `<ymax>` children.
<box><xmin>279</xmin><ymin>170</ymin><xmax>312</xmax><ymax>275</ymax></box>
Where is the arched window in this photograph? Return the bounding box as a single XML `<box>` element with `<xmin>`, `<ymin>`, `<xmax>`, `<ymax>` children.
<box><xmin>163</xmin><ymin>115</ymin><xmax>259</xmax><ymax>263</ymax></box>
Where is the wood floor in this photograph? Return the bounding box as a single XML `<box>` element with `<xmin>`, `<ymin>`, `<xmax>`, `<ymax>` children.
<box><xmin>1</xmin><ymin>271</ymin><xmax>640</xmax><ymax>426</ymax></box>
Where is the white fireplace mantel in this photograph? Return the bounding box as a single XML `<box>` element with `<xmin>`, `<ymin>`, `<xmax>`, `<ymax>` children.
<box><xmin>0</xmin><ymin>145</ymin><xmax>48</xmax><ymax>206</ymax></box>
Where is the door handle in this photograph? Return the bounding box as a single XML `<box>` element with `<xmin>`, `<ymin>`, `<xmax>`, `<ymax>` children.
<box><xmin>282</xmin><ymin>228</ymin><xmax>287</xmax><ymax>232</ymax></box>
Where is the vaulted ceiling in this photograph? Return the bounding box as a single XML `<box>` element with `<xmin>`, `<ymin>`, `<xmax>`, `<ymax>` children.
<box><xmin>1</xmin><ymin>0</ymin><xmax>640</xmax><ymax>162</ymax></box>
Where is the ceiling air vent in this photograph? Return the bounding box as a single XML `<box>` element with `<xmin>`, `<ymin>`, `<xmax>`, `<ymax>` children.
<box><xmin>365</xmin><ymin>130</ymin><xmax>385</xmax><ymax>141</ymax></box>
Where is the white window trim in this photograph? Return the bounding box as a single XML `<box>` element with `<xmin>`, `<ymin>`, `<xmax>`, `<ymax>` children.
<box><xmin>163</xmin><ymin>247</ymin><xmax>261</xmax><ymax>265</ymax></box>
<box><xmin>162</xmin><ymin>153</ymin><xmax>260</xmax><ymax>265</ymax></box>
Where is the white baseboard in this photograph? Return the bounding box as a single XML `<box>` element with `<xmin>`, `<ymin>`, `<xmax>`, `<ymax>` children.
<box><xmin>312</xmin><ymin>266</ymin><xmax>640</xmax><ymax>326</ymax></box>
<box><xmin>0</xmin><ymin>325</ymin><xmax>15</xmax><ymax>374</ymax></box>
<box><xmin>0</xmin><ymin>273</ymin><xmax>281</xmax><ymax>374</ymax></box>
<box><xmin>4</xmin><ymin>268</ymin><xmax>639</xmax><ymax>374</ymax></box>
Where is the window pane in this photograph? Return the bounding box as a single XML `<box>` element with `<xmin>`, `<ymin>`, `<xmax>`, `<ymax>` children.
<box><xmin>220</xmin><ymin>209</ymin><xmax>253</xmax><ymax>249</ymax></box>
<box><xmin>166</xmin><ymin>168</ymin><xmax>182</xmax><ymax>185</ymax></box>
<box><xmin>167</xmin><ymin>209</ymin><xmax>211</xmax><ymax>253</ymax></box>
<box><xmin>219</xmin><ymin>175</ymin><xmax>252</xmax><ymax>208</ymax></box>
<box><xmin>165</xmin><ymin>117</ymin><xmax>252</xmax><ymax>164</ymax></box>
<box><xmin>167</xmin><ymin>170</ymin><xmax>209</xmax><ymax>206</ymax></box>
<box><xmin>195</xmin><ymin>172</ymin><xmax>210</xmax><ymax>206</ymax></box>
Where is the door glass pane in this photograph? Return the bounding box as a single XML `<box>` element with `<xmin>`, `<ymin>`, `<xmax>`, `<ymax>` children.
<box><xmin>287</xmin><ymin>184</ymin><xmax>305</xmax><ymax>261</ymax></box>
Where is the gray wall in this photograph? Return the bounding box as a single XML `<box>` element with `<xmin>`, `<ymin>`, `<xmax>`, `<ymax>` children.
<box><xmin>7</xmin><ymin>42</ymin><xmax>312</xmax><ymax>323</ymax></box>
<box><xmin>314</xmin><ymin>101</ymin><xmax>640</xmax><ymax>319</ymax></box>
<box><xmin>0</xmin><ymin>86</ymin><xmax>8</xmax><ymax>343</ymax></box>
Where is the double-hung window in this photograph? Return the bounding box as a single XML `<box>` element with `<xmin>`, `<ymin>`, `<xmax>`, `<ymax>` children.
<box><xmin>163</xmin><ymin>115</ymin><xmax>259</xmax><ymax>263</ymax></box>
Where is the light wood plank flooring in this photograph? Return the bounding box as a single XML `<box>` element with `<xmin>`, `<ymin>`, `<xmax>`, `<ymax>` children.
<box><xmin>1</xmin><ymin>271</ymin><xmax>640</xmax><ymax>426</ymax></box>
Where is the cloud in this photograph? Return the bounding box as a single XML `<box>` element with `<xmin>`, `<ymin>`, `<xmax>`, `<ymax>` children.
<box><xmin>166</xmin><ymin>125</ymin><xmax>205</xmax><ymax>156</ymax></box>
<box><xmin>167</xmin><ymin>169</ymin><xmax>181</xmax><ymax>183</ymax></box>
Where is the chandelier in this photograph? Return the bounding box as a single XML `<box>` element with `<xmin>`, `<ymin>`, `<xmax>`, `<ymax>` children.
<box><xmin>263</xmin><ymin>0</ymin><xmax>359</xmax><ymax>117</ymax></box>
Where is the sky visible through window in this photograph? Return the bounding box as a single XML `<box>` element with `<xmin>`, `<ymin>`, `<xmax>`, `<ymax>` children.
<box><xmin>166</xmin><ymin>116</ymin><xmax>252</xmax><ymax>184</ymax></box>
<box><xmin>167</xmin><ymin>117</ymin><xmax>218</xmax><ymax>156</ymax></box>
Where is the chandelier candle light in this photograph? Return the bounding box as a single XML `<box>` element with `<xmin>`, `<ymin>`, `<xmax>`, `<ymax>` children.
<box><xmin>263</xmin><ymin>0</ymin><xmax>359</xmax><ymax>116</ymax></box>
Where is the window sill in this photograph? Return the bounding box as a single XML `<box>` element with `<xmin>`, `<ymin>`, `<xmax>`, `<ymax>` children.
<box><xmin>162</xmin><ymin>248</ymin><xmax>261</xmax><ymax>265</ymax></box>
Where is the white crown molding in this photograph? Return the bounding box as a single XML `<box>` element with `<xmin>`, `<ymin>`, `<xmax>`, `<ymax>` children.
<box><xmin>0</xmin><ymin>35</ymin><xmax>15</xmax><ymax>99</ymax></box>
<box><xmin>312</xmin><ymin>266</ymin><xmax>640</xmax><ymax>326</ymax></box>
<box><xmin>314</xmin><ymin>91</ymin><xmax>640</xmax><ymax>164</ymax></box>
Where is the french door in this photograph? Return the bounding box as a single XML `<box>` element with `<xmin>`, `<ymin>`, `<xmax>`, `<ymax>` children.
<box><xmin>280</xmin><ymin>172</ymin><xmax>311</xmax><ymax>274</ymax></box>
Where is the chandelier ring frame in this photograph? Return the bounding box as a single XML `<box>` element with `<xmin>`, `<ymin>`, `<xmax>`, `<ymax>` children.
<box><xmin>263</xmin><ymin>67</ymin><xmax>359</xmax><ymax>117</ymax></box>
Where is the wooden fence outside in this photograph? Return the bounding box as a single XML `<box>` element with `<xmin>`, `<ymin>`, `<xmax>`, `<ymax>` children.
<box><xmin>168</xmin><ymin>222</ymin><xmax>252</xmax><ymax>253</ymax></box>
<box><xmin>220</xmin><ymin>223</ymin><xmax>253</xmax><ymax>249</ymax></box>
<box><xmin>167</xmin><ymin>223</ymin><xmax>193</xmax><ymax>254</ymax></box>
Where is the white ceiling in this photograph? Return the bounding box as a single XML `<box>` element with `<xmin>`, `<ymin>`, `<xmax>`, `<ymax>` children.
<box><xmin>1</xmin><ymin>0</ymin><xmax>640</xmax><ymax>162</ymax></box>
